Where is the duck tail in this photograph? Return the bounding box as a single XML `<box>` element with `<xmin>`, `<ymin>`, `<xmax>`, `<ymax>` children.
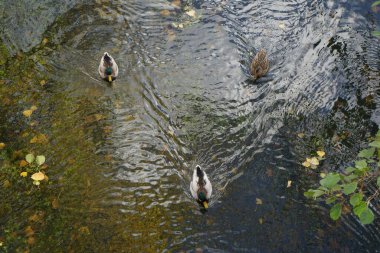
<box><xmin>103</xmin><ymin>53</ymin><xmax>112</xmax><ymax>65</ymax></box>
<box><xmin>196</xmin><ymin>165</ymin><xmax>205</xmax><ymax>186</ymax></box>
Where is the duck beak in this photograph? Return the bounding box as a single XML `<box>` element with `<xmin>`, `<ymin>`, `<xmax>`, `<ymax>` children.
<box><xmin>108</xmin><ymin>75</ymin><xmax>112</xmax><ymax>82</ymax></box>
<box><xmin>202</xmin><ymin>201</ymin><xmax>208</xmax><ymax>209</ymax></box>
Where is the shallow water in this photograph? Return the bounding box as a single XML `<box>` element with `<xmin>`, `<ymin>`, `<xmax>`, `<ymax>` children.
<box><xmin>0</xmin><ymin>0</ymin><xmax>380</xmax><ymax>252</ymax></box>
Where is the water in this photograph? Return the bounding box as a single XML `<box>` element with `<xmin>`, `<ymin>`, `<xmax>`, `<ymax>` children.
<box><xmin>0</xmin><ymin>0</ymin><xmax>379</xmax><ymax>252</ymax></box>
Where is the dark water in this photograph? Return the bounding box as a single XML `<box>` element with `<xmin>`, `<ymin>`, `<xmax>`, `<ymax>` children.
<box><xmin>0</xmin><ymin>0</ymin><xmax>379</xmax><ymax>252</ymax></box>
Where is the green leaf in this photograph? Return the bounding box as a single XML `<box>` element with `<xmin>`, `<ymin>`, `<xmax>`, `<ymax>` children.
<box><xmin>36</xmin><ymin>155</ymin><xmax>45</xmax><ymax>166</ymax></box>
<box><xmin>369</xmin><ymin>140</ymin><xmax>380</xmax><ymax>148</ymax></box>
<box><xmin>25</xmin><ymin>154</ymin><xmax>35</xmax><ymax>164</ymax></box>
<box><xmin>345</xmin><ymin>167</ymin><xmax>356</xmax><ymax>173</ymax></box>
<box><xmin>330</xmin><ymin>203</ymin><xmax>342</xmax><ymax>221</ymax></box>
<box><xmin>377</xmin><ymin>176</ymin><xmax>380</xmax><ymax>187</ymax></box>
<box><xmin>304</xmin><ymin>190</ymin><xmax>314</xmax><ymax>198</ymax></box>
<box><xmin>350</xmin><ymin>193</ymin><xmax>363</xmax><ymax>207</ymax></box>
<box><xmin>353</xmin><ymin>201</ymin><xmax>366</xmax><ymax>216</ymax></box>
<box><xmin>331</xmin><ymin>184</ymin><xmax>342</xmax><ymax>192</ymax></box>
<box><xmin>358</xmin><ymin>148</ymin><xmax>375</xmax><ymax>158</ymax></box>
<box><xmin>304</xmin><ymin>189</ymin><xmax>324</xmax><ymax>199</ymax></box>
<box><xmin>343</xmin><ymin>182</ymin><xmax>357</xmax><ymax>195</ymax></box>
<box><xmin>326</xmin><ymin>196</ymin><xmax>337</xmax><ymax>204</ymax></box>
<box><xmin>359</xmin><ymin>208</ymin><xmax>375</xmax><ymax>225</ymax></box>
<box><xmin>320</xmin><ymin>173</ymin><xmax>340</xmax><ymax>188</ymax></box>
<box><xmin>355</xmin><ymin>160</ymin><xmax>367</xmax><ymax>170</ymax></box>
<box><xmin>376</xmin><ymin>129</ymin><xmax>380</xmax><ymax>137</ymax></box>
<box><xmin>372</xmin><ymin>1</ymin><xmax>380</xmax><ymax>8</ymax></box>
<box><xmin>344</xmin><ymin>174</ymin><xmax>358</xmax><ymax>182</ymax></box>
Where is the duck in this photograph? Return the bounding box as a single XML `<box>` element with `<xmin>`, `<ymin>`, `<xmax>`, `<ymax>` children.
<box><xmin>98</xmin><ymin>52</ymin><xmax>119</xmax><ymax>82</ymax></box>
<box><xmin>190</xmin><ymin>165</ymin><xmax>212</xmax><ymax>209</ymax></box>
<box><xmin>250</xmin><ymin>48</ymin><xmax>269</xmax><ymax>79</ymax></box>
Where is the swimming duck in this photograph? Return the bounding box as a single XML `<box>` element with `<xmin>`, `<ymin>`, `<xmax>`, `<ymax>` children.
<box><xmin>250</xmin><ymin>49</ymin><xmax>269</xmax><ymax>79</ymax></box>
<box><xmin>98</xmin><ymin>52</ymin><xmax>119</xmax><ymax>82</ymax></box>
<box><xmin>190</xmin><ymin>165</ymin><xmax>212</xmax><ymax>209</ymax></box>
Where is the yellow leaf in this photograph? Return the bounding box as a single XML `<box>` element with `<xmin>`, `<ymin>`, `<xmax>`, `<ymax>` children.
<box><xmin>160</xmin><ymin>10</ymin><xmax>170</xmax><ymax>17</ymax></box>
<box><xmin>31</xmin><ymin>172</ymin><xmax>45</xmax><ymax>181</ymax></box>
<box><xmin>186</xmin><ymin>9</ymin><xmax>196</xmax><ymax>17</ymax></box>
<box><xmin>27</xmin><ymin>236</ymin><xmax>35</xmax><ymax>245</ymax></box>
<box><xmin>79</xmin><ymin>226</ymin><xmax>90</xmax><ymax>235</ymax></box>
<box><xmin>20</xmin><ymin>171</ymin><xmax>28</xmax><ymax>177</ymax></box>
<box><xmin>309</xmin><ymin>157</ymin><xmax>319</xmax><ymax>166</ymax></box>
<box><xmin>256</xmin><ymin>198</ymin><xmax>263</xmax><ymax>205</ymax></box>
<box><xmin>40</xmin><ymin>80</ymin><xmax>46</xmax><ymax>86</ymax></box>
<box><xmin>297</xmin><ymin>133</ymin><xmax>305</xmax><ymax>138</ymax></box>
<box><xmin>30</xmin><ymin>134</ymin><xmax>48</xmax><ymax>144</ymax></box>
<box><xmin>25</xmin><ymin>226</ymin><xmax>34</xmax><ymax>237</ymax></box>
<box><xmin>94</xmin><ymin>114</ymin><xmax>104</xmax><ymax>121</ymax></box>
<box><xmin>51</xmin><ymin>198</ymin><xmax>59</xmax><ymax>209</ymax></box>
<box><xmin>317</xmin><ymin>150</ymin><xmax>325</xmax><ymax>158</ymax></box>
<box><xmin>42</xmin><ymin>38</ymin><xmax>48</xmax><ymax>45</ymax></box>
<box><xmin>20</xmin><ymin>160</ymin><xmax>28</xmax><ymax>167</ymax></box>
<box><xmin>0</xmin><ymin>142</ymin><xmax>5</xmax><ymax>149</ymax></box>
<box><xmin>3</xmin><ymin>180</ymin><xmax>11</xmax><ymax>188</ymax></box>
<box><xmin>302</xmin><ymin>160</ymin><xmax>311</xmax><ymax>168</ymax></box>
<box><xmin>320</xmin><ymin>173</ymin><xmax>326</xmax><ymax>178</ymax></box>
<box><xmin>259</xmin><ymin>218</ymin><xmax>264</xmax><ymax>224</ymax></box>
<box><xmin>287</xmin><ymin>180</ymin><xmax>292</xmax><ymax>188</ymax></box>
<box><xmin>30</xmin><ymin>105</ymin><xmax>37</xmax><ymax>111</ymax></box>
<box><xmin>172</xmin><ymin>0</ymin><xmax>181</xmax><ymax>7</ymax></box>
<box><xmin>23</xmin><ymin>109</ymin><xmax>33</xmax><ymax>117</ymax></box>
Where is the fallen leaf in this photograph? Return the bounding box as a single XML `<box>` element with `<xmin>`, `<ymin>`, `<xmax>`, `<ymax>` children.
<box><xmin>3</xmin><ymin>180</ymin><xmax>11</xmax><ymax>188</ymax></box>
<box><xmin>23</xmin><ymin>109</ymin><xmax>33</xmax><ymax>117</ymax></box>
<box><xmin>40</xmin><ymin>80</ymin><xmax>46</xmax><ymax>86</ymax></box>
<box><xmin>160</xmin><ymin>10</ymin><xmax>171</xmax><ymax>17</ymax></box>
<box><xmin>302</xmin><ymin>159</ymin><xmax>311</xmax><ymax>168</ymax></box>
<box><xmin>25</xmin><ymin>226</ymin><xmax>34</xmax><ymax>237</ymax></box>
<box><xmin>256</xmin><ymin>198</ymin><xmax>263</xmax><ymax>205</ymax></box>
<box><xmin>309</xmin><ymin>157</ymin><xmax>319</xmax><ymax>166</ymax></box>
<box><xmin>94</xmin><ymin>114</ymin><xmax>104</xmax><ymax>121</ymax></box>
<box><xmin>20</xmin><ymin>160</ymin><xmax>28</xmax><ymax>167</ymax></box>
<box><xmin>42</xmin><ymin>38</ymin><xmax>48</xmax><ymax>45</ymax></box>
<box><xmin>172</xmin><ymin>0</ymin><xmax>181</xmax><ymax>7</ymax></box>
<box><xmin>259</xmin><ymin>218</ymin><xmax>264</xmax><ymax>224</ymax></box>
<box><xmin>297</xmin><ymin>133</ymin><xmax>305</xmax><ymax>138</ymax></box>
<box><xmin>31</xmin><ymin>172</ymin><xmax>45</xmax><ymax>181</ymax></box>
<box><xmin>320</xmin><ymin>173</ymin><xmax>326</xmax><ymax>178</ymax></box>
<box><xmin>27</xmin><ymin>236</ymin><xmax>35</xmax><ymax>245</ymax></box>
<box><xmin>186</xmin><ymin>9</ymin><xmax>196</xmax><ymax>17</ymax></box>
<box><xmin>20</xmin><ymin>171</ymin><xmax>28</xmax><ymax>177</ymax></box>
<box><xmin>30</xmin><ymin>105</ymin><xmax>37</xmax><ymax>111</ymax></box>
<box><xmin>79</xmin><ymin>226</ymin><xmax>90</xmax><ymax>235</ymax></box>
<box><xmin>30</xmin><ymin>133</ymin><xmax>48</xmax><ymax>144</ymax></box>
<box><xmin>266</xmin><ymin>168</ymin><xmax>273</xmax><ymax>177</ymax></box>
<box><xmin>0</xmin><ymin>143</ymin><xmax>5</xmax><ymax>149</ymax></box>
<box><xmin>317</xmin><ymin>150</ymin><xmax>325</xmax><ymax>158</ymax></box>
<box><xmin>29</xmin><ymin>212</ymin><xmax>44</xmax><ymax>223</ymax></box>
<box><xmin>51</xmin><ymin>198</ymin><xmax>59</xmax><ymax>209</ymax></box>
<box><xmin>125</xmin><ymin>115</ymin><xmax>135</xmax><ymax>122</ymax></box>
<box><xmin>279</xmin><ymin>22</ymin><xmax>286</xmax><ymax>30</ymax></box>
<box><xmin>287</xmin><ymin>180</ymin><xmax>292</xmax><ymax>188</ymax></box>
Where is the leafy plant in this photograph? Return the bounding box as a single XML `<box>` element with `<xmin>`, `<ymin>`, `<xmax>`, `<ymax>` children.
<box><xmin>304</xmin><ymin>131</ymin><xmax>380</xmax><ymax>225</ymax></box>
<box><xmin>19</xmin><ymin>153</ymin><xmax>47</xmax><ymax>185</ymax></box>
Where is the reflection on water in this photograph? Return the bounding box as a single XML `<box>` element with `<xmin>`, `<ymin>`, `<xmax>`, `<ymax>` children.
<box><xmin>0</xmin><ymin>0</ymin><xmax>379</xmax><ymax>252</ymax></box>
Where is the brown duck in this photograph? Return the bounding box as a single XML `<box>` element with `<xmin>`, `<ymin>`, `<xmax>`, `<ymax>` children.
<box><xmin>250</xmin><ymin>49</ymin><xmax>269</xmax><ymax>79</ymax></box>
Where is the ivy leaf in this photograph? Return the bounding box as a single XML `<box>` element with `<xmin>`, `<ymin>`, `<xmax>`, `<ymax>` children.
<box><xmin>320</xmin><ymin>173</ymin><xmax>340</xmax><ymax>188</ymax></box>
<box><xmin>372</xmin><ymin>1</ymin><xmax>380</xmax><ymax>8</ymax></box>
<box><xmin>25</xmin><ymin>154</ymin><xmax>35</xmax><ymax>164</ymax></box>
<box><xmin>358</xmin><ymin>148</ymin><xmax>375</xmax><ymax>158</ymax></box>
<box><xmin>355</xmin><ymin>160</ymin><xmax>367</xmax><ymax>170</ymax></box>
<box><xmin>330</xmin><ymin>203</ymin><xmax>342</xmax><ymax>221</ymax></box>
<box><xmin>349</xmin><ymin>193</ymin><xmax>363</xmax><ymax>207</ymax></box>
<box><xmin>36</xmin><ymin>155</ymin><xmax>45</xmax><ymax>166</ymax></box>
<box><xmin>326</xmin><ymin>196</ymin><xmax>336</xmax><ymax>204</ymax></box>
<box><xmin>345</xmin><ymin>167</ymin><xmax>356</xmax><ymax>173</ymax></box>
<box><xmin>353</xmin><ymin>201</ymin><xmax>367</xmax><ymax>216</ymax></box>
<box><xmin>359</xmin><ymin>208</ymin><xmax>375</xmax><ymax>225</ymax></box>
<box><xmin>343</xmin><ymin>182</ymin><xmax>357</xmax><ymax>195</ymax></box>
<box><xmin>369</xmin><ymin>140</ymin><xmax>380</xmax><ymax>148</ymax></box>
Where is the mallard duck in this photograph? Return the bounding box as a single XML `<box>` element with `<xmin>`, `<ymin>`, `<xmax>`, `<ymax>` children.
<box><xmin>250</xmin><ymin>49</ymin><xmax>269</xmax><ymax>79</ymax></box>
<box><xmin>98</xmin><ymin>52</ymin><xmax>119</xmax><ymax>82</ymax></box>
<box><xmin>190</xmin><ymin>165</ymin><xmax>212</xmax><ymax>209</ymax></box>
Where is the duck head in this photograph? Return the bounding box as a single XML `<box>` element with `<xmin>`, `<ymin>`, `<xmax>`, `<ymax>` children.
<box><xmin>198</xmin><ymin>191</ymin><xmax>208</xmax><ymax>209</ymax></box>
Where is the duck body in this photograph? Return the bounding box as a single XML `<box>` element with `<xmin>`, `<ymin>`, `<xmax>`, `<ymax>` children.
<box><xmin>190</xmin><ymin>165</ymin><xmax>212</xmax><ymax>209</ymax></box>
<box><xmin>250</xmin><ymin>48</ymin><xmax>269</xmax><ymax>79</ymax></box>
<box><xmin>98</xmin><ymin>52</ymin><xmax>119</xmax><ymax>82</ymax></box>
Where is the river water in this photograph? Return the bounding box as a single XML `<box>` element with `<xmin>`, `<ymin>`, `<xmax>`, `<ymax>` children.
<box><xmin>0</xmin><ymin>0</ymin><xmax>379</xmax><ymax>252</ymax></box>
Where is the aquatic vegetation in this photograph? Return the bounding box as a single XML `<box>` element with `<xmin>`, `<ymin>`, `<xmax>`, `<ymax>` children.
<box><xmin>304</xmin><ymin>131</ymin><xmax>380</xmax><ymax>225</ymax></box>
